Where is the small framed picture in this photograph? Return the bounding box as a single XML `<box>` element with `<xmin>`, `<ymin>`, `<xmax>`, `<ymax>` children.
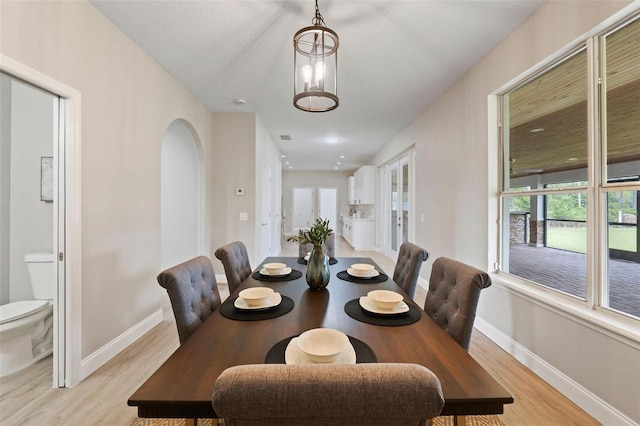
<box><xmin>41</xmin><ymin>156</ymin><xmax>53</xmax><ymax>202</ymax></box>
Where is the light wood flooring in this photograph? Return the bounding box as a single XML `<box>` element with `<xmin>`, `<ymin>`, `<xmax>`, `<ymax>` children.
<box><xmin>0</xmin><ymin>238</ymin><xmax>600</xmax><ymax>425</ymax></box>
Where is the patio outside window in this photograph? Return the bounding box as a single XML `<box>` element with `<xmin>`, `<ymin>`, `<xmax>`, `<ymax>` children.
<box><xmin>499</xmin><ymin>15</ymin><xmax>639</xmax><ymax>320</ymax></box>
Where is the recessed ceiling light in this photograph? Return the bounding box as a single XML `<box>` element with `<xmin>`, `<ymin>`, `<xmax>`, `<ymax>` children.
<box><xmin>340</xmin><ymin>155</ymin><xmax>345</xmax><ymax>159</ymax></box>
<box><xmin>235</xmin><ymin>98</ymin><xmax>246</xmax><ymax>105</ymax></box>
<box><xmin>325</xmin><ymin>137</ymin><xmax>339</xmax><ymax>144</ymax></box>
<box><xmin>285</xmin><ymin>161</ymin><xmax>290</xmax><ymax>165</ymax></box>
<box><xmin>334</xmin><ymin>167</ymin><xmax>338</xmax><ymax>170</ymax></box>
<box><xmin>337</xmin><ymin>162</ymin><xmax>341</xmax><ymax>165</ymax></box>
<box><xmin>281</xmin><ymin>154</ymin><xmax>286</xmax><ymax>158</ymax></box>
<box><xmin>288</xmin><ymin>166</ymin><xmax>293</xmax><ymax>169</ymax></box>
<box><xmin>530</xmin><ymin>128</ymin><xmax>544</xmax><ymax>133</ymax></box>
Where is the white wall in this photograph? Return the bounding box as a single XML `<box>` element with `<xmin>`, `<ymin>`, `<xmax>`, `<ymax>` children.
<box><xmin>373</xmin><ymin>1</ymin><xmax>639</xmax><ymax>424</ymax></box>
<box><xmin>281</xmin><ymin>170</ymin><xmax>352</xmax><ymax>235</ymax></box>
<box><xmin>0</xmin><ymin>0</ymin><xmax>216</xmax><ymax>358</ymax></box>
<box><xmin>7</xmin><ymin>79</ymin><xmax>54</xmax><ymax>302</ymax></box>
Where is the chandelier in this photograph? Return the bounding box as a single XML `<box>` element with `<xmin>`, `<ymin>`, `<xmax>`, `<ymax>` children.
<box><xmin>293</xmin><ymin>0</ymin><xmax>339</xmax><ymax>112</ymax></box>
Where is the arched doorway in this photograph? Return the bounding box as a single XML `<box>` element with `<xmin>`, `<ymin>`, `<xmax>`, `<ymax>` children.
<box><xmin>161</xmin><ymin>120</ymin><xmax>203</xmax><ymax>269</ymax></box>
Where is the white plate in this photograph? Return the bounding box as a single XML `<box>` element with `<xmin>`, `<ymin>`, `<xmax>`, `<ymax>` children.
<box><xmin>347</xmin><ymin>268</ymin><xmax>380</xmax><ymax>278</ymax></box>
<box><xmin>285</xmin><ymin>337</ymin><xmax>356</xmax><ymax>365</ymax></box>
<box><xmin>234</xmin><ymin>292</ymin><xmax>282</xmax><ymax>310</ymax></box>
<box><xmin>259</xmin><ymin>267</ymin><xmax>292</xmax><ymax>277</ymax></box>
<box><xmin>359</xmin><ymin>296</ymin><xmax>409</xmax><ymax>315</ymax></box>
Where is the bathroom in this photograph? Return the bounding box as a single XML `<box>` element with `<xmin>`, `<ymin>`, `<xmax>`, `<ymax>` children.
<box><xmin>0</xmin><ymin>73</ymin><xmax>56</xmax><ymax>377</ymax></box>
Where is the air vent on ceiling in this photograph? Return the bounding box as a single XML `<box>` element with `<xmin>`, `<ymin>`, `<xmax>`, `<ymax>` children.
<box><xmin>280</xmin><ymin>135</ymin><xmax>291</xmax><ymax>140</ymax></box>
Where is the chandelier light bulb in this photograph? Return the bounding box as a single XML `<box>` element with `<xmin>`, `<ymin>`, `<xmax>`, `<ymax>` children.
<box><xmin>315</xmin><ymin>61</ymin><xmax>325</xmax><ymax>87</ymax></box>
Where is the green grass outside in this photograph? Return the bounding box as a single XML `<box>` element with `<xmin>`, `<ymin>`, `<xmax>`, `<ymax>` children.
<box><xmin>546</xmin><ymin>226</ymin><xmax>637</xmax><ymax>253</ymax></box>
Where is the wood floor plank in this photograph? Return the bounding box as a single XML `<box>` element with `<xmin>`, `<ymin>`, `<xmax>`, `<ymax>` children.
<box><xmin>0</xmin><ymin>237</ymin><xmax>600</xmax><ymax>425</ymax></box>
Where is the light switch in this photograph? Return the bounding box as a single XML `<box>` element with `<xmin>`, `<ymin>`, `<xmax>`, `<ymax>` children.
<box><xmin>240</xmin><ymin>212</ymin><xmax>248</xmax><ymax>221</ymax></box>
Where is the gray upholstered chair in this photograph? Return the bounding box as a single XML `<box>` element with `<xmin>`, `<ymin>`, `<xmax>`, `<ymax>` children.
<box><xmin>423</xmin><ymin>257</ymin><xmax>492</xmax><ymax>351</ymax></box>
<box><xmin>214</xmin><ymin>241</ymin><xmax>252</xmax><ymax>294</ymax></box>
<box><xmin>212</xmin><ymin>363</ymin><xmax>444</xmax><ymax>426</ymax></box>
<box><xmin>157</xmin><ymin>256</ymin><xmax>221</xmax><ymax>345</ymax></box>
<box><xmin>298</xmin><ymin>232</ymin><xmax>336</xmax><ymax>259</ymax></box>
<box><xmin>392</xmin><ymin>242</ymin><xmax>429</xmax><ymax>299</ymax></box>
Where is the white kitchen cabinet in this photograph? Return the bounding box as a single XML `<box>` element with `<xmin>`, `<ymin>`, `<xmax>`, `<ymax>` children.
<box><xmin>347</xmin><ymin>176</ymin><xmax>355</xmax><ymax>205</ymax></box>
<box><xmin>353</xmin><ymin>165</ymin><xmax>375</xmax><ymax>205</ymax></box>
<box><xmin>342</xmin><ymin>215</ymin><xmax>374</xmax><ymax>250</ymax></box>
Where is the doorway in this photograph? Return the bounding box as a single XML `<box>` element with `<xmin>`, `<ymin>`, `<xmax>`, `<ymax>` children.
<box><xmin>260</xmin><ymin>163</ymin><xmax>272</xmax><ymax>260</ymax></box>
<box><xmin>1</xmin><ymin>56</ymin><xmax>82</xmax><ymax>387</ymax></box>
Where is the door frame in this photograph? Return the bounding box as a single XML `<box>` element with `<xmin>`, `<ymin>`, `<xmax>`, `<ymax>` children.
<box><xmin>1</xmin><ymin>54</ymin><xmax>82</xmax><ymax>387</ymax></box>
<box><xmin>381</xmin><ymin>150</ymin><xmax>415</xmax><ymax>259</ymax></box>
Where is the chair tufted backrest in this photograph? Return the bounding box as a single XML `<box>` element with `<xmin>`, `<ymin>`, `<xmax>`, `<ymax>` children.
<box><xmin>298</xmin><ymin>233</ymin><xmax>336</xmax><ymax>259</ymax></box>
<box><xmin>392</xmin><ymin>242</ymin><xmax>429</xmax><ymax>299</ymax></box>
<box><xmin>157</xmin><ymin>256</ymin><xmax>221</xmax><ymax>345</ymax></box>
<box><xmin>212</xmin><ymin>363</ymin><xmax>444</xmax><ymax>426</ymax></box>
<box><xmin>423</xmin><ymin>257</ymin><xmax>492</xmax><ymax>351</ymax></box>
<box><xmin>214</xmin><ymin>241</ymin><xmax>252</xmax><ymax>294</ymax></box>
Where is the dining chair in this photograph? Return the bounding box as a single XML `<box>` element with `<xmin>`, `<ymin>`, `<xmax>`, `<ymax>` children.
<box><xmin>157</xmin><ymin>256</ymin><xmax>221</xmax><ymax>345</ymax></box>
<box><xmin>212</xmin><ymin>363</ymin><xmax>444</xmax><ymax>426</ymax></box>
<box><xmin>214</xmin><ymin>241</ymin><xmax>252</xmax><ymax>294</ymax></box>
<box><xmin>298</xmin><ymin>232</ymin><xmax>336</xmax><ymax>259</ymax></box>
<box><xmin>392</xmin><ymin>242</ymin><xmax>429</xmax><ymax>299</ymax></box>
<box><xmin>423</xmin><ymin>257</ymin><xmax>492</xmax><ymax>351</ymax></box>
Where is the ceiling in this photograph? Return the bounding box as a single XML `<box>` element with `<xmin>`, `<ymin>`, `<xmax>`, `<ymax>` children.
<box><xmin>90</xmin><ymin>0</ymin><xmax>546</xmax><ymax>172</ymax></box>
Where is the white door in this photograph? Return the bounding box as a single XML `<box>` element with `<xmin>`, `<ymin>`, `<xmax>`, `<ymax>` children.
<box><xmin>318</xmin><ymin>187</ymin><xmax>337</xmax><ymax>234</ymax></box>
<box><xmin>260</xmin><ymin>163</ymin><xmax>272</xmax><ymax>260</ymax></box>
<box><xmin>292</xmin><ymin>187</ymin><xmax>314</xmax><ymax>232</ymax></box>
<box><xmin>385</xmin><ymin>153</ymin><xmax>412</xmax><ymax>258</ymax></box>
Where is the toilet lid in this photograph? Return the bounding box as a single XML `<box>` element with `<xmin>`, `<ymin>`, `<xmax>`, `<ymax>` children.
<box><xmin>0</xmin><ymin>300</ymin><xmax>50</xmax><ymax>324</ymax></box>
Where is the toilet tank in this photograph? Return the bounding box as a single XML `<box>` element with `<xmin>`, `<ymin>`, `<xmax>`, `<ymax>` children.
<box><xmin>24</xmin><ymin>252</ymin><xmax>55</xmax><ymax>300</ymax></box>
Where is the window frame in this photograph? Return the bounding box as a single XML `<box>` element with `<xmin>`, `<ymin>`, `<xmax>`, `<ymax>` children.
<box><xmin>494</xmin><ymin>13</ymin><xmax>640</xmax><ymax>344</ymax></box>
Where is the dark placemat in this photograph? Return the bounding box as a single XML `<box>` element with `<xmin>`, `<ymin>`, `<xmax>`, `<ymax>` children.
<box><xmin>265</xmin><ymin>334</ymin><xmax>377</xmax><ymax>364</ymax></box>
<box><xmin>344</xmin><ymin>298</ymin><xmax>422</xmax><ymax>326</ymax></box>
<box><xmin>336</xmin><ymin>270</ymin><xmax>389</xmax><ymax>284</ymax></box>
<box><xmin>219</xmin><ymin>295</ymin><xmax>294</xmax><ymax>321</ymax></box>
<box><xmin>297</xmin><ymin>257</ymin><xmax>339</xmax><ymax>265</ymax></box>
<box><xmin>251</xmin><ymin>269</ymin><xmax>302</xmax><ymax>282</ymax></box>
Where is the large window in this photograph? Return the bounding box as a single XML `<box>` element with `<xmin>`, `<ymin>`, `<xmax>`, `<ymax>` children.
<box><xmin>499</xmin><ymin>16</ymin><xmax>640</xmax><ymax>320</ymax></box>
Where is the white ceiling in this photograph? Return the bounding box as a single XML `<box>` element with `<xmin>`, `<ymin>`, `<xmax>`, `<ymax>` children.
<box><xmin>90</xmin><ymin>0</ymin><xmax>545</xmax><ymax>172</ymax></box>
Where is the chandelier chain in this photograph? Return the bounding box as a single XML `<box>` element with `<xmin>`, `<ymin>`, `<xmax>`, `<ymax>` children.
<box><xmin>312</xmin><ymin>0</ymin><xmax>326</xmax><ymax>27</ymax></box>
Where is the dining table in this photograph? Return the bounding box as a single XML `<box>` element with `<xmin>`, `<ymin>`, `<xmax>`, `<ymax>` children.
<box><xmin>128</xmin><ymin>256</ymin><xmax>513</xmax><ymax>425</ymax></box>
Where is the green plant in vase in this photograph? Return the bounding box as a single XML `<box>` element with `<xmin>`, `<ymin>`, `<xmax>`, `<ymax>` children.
<box><xmin>287</xmin><ymin>218</ymin><xmax>333</xmax><ymax>290</ymax></box>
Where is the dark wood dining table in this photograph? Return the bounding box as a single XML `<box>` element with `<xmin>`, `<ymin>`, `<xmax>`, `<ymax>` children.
<box><xmin>128</xmin><ymin>256</ymin><xmax>513</xmax><ymax>424</ymax></box>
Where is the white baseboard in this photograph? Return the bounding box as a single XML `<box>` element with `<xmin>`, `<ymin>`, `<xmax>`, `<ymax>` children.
<box><xmin>79</xmin><ymin>309</ymin><xmax>163</xmax><ymax>381</ymax></box>
<box><xmin>474</xmin><ymin>316</ymin><xmax>638</xmax><ymax>426</ymax></box>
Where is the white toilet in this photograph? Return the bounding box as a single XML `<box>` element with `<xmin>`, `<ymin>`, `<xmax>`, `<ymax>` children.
<box><xmin>0</xmin><ymin>252</ymin><xmax>54</xmax><ymax>377</ymax></box>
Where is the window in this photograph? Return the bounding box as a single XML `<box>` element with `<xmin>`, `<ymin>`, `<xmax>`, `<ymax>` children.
<box><xmin>499</xmin><ymin>16</ymin><xmax>640</xmax><ymax>320</ymax></box>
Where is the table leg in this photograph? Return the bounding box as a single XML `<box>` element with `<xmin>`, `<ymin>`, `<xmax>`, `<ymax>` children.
<box><xmin>453</xmin><ymin>415</ymin><xmax>466</xmax><ymax>426</ymax></box>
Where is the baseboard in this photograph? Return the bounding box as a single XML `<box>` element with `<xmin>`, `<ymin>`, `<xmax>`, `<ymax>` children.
<box><xmin>79</xmin><ymin>309</ymin><xmax>163</xmax><ymax>381</ymax></box>
<box><xmin>474</xmin><ymin>316</ymin><xmax>638</xmax><ymax>426</ymax></box>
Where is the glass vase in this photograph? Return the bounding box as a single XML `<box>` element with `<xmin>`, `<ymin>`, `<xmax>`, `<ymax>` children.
<box><xmin>306</xmin><ymin>244</ymin><xmax>330</xmax><ymax>290</ymax></box>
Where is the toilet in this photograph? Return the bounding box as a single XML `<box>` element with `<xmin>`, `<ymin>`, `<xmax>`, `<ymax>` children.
<box><xmin>0</xmin><ymin>252</ymin><xmax>54</xmax><ymax>377</ymax></box>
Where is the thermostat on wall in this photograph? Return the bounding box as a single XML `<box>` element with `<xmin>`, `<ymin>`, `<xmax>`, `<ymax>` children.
<box><xmin>235</xmin><ymin>188</ymin><xmax>245</xmax><ymax>196</ymax></box>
